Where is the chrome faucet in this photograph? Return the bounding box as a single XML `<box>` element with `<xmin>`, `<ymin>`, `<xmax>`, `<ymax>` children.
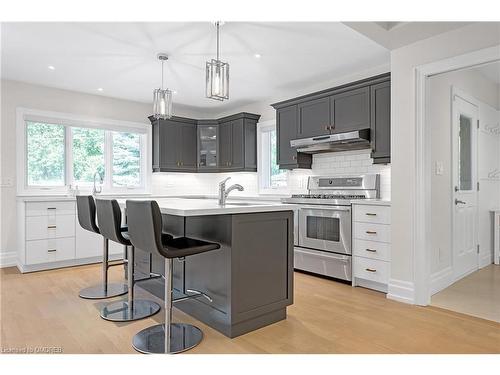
<box><xmin>218</xmin><ymin>177</ymin><xmax>244</xmax><ymax>205</ymax></box>
<box><xmin>92</xmin><ymin>171</ymin><xmax>103</xmax><ymax>195</ymax></box>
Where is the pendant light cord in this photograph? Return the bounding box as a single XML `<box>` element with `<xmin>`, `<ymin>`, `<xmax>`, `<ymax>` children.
<box><xmin>216</xmin><ymin>21</ymin><xmax>220</xmax><ymax>61</ymax></box>
<box><xmin>161</xmin><ymin>59</ymin><xmax>164</xmax><ymax>90</ymax></box>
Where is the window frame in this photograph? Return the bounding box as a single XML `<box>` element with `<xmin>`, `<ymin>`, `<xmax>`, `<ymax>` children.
<box><xmin>17</xmin><ymin>108</ymin><xmax>151</xmax><ymax>195</ymax></box>
<box><xmin>257</xmin><ymin>119</ymin><xmax>290</xmax><ymax>196</ymax></box>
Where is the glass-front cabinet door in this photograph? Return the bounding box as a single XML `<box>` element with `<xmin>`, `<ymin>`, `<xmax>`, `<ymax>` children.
<box><xmin>197</xmin><ymin>124</ymin><xmax>218</xmax><ymax>170</ymax></box>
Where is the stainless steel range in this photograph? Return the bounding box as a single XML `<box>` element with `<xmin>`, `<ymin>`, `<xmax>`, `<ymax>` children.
<box><xmin>282</xmin><ymin>174</ymin><xmax>380</xmax><ymax>281</ymax></box>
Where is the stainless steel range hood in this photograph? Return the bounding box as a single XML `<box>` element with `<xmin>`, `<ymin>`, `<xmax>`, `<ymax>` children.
<box><xmin>290</xmin><ymin>129</ymin><xmax>370</xmax><ymax>154</ymax></box>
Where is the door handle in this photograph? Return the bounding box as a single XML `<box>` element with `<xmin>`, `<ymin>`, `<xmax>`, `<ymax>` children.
<box><xmin>455</xmin><ymin>199</ymin><xmax>466</xmax><ymax>205</ymax></box>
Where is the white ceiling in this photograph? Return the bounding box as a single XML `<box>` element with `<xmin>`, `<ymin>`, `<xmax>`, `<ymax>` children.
<box><xmin>1</xmin><ymin>22</ymin><xmax>390</xmax><ymax>115</ymax></box>
<box><xmin>475</xmin><ymin>61</ymin><xmax>500</xmax><ymax>84</ymax></box>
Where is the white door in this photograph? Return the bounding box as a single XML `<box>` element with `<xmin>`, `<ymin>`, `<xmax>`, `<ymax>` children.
<box><xmin>452</xmin><ymin>94</ymin><xmax>479</xmax><ymax>280</ymax></box>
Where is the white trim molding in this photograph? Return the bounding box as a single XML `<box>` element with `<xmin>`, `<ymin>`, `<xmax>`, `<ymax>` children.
<box><xmin>0</xmin><ymin>251</ymin><xmax>18</xmax><ymax>268</ymax></box>
<box><xmin>429</xmin><ymin>266</ymin><xmax>453</xmax><ymax>295</ymax></box>
<box><xmin>413</xmin><ymin>44</ymin><xmax>500</xmax><ymax>306</ymax></box>
<box><xmin>387</xmin><ymin>278</ymin><xmax>415</xmax><ymax>304</ymax></box>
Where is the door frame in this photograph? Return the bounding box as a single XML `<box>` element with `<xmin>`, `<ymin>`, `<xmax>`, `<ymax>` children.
<box><xmin>413</xmin><ymin>44</ymin><xmax>500</xmax><ymax>305</ymax></box>
<box><xmin>451</xmin><ymin>88</ymin><xmax>479</xmax><ymax>280</ymax></box>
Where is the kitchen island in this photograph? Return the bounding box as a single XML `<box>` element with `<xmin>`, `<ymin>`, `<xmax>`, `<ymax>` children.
<box><xmin>123</xmin><ymin>198</ymin><xmax>295</xmax><ymax>338</ymax></box>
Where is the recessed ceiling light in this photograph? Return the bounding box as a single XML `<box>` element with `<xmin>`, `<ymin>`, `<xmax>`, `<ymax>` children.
<box><xmin>48</xmin><ymin>65</ymin><xmax>55</xmax><ymax>70</ymax></box>
<box><xmin>254</xmin><ymin>53</ymin><xmax>261</xmax><ymax>59</ymax></box>
<box><xmin>97</xmin><ymin>88</ymin><xmax>103</xmax><ymax>92</ymax></box>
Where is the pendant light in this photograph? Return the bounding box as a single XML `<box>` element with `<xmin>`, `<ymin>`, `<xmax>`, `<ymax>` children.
<box><xmin>206</xmin><ymin>21</ymin><xmax>229</xmax><ymax>101</ymax></box>
<box><xmin>153</xmin><ymin>54</ymin><xmax>173</xmax><ymax>119</ymax></box>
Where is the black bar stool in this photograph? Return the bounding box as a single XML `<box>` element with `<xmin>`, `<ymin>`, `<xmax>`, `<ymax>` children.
<box><xmin>96</xmin><ymin>199</ymin><xmax>162</xmax><ymax>322</ymax></box>
<box><xmin>126</xmin><ymin>200</ymin><xmax>220</xmax><ymax>354</ymax></box>
<box><xmin>76</xmin><ymin>195</ymin><xmax>128</xmax><ymax>299</ymax></box>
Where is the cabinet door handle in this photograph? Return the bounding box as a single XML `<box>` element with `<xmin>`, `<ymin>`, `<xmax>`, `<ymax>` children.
<box><xmin>366</xmin><ymin>230</ymin><xmax>377</xmax><ymax>235</ymax></box>
<box><xmin>365</xmin><ymin>213</ymin><xmax>377</xmax><ymax>216</ymax></box>
<box><xmin>47</xmin><ymin>249</ymin><xmax>57</xmax><ymax>253</ymax></box>
<box><xmin>292</xmin><ymin>155</ymin><xmax>297</xmax><ymax>160</ymax></box>
<box><xmin>365</xmin><ymin>268</ymin><xmax>377</xmax><ymax>273</ymax></box>
<box><xmin>365</xmin><ymin>248</ymin><xmax>377</xmax><ymax>253</ymax></box>
<box><xmin>324</xmin><ymin>125</ymin><xmax>329</xmax><ymax>131</ymax></box>
<box><xmin>47</xmin><ymin>225</ymin><xmax>57</xmax><ymax>229</ymax></box>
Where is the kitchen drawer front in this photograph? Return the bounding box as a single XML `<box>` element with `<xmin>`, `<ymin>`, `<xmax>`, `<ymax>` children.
<box><xmin>353</xmin><ymin>257</ymin><xmax>389</xmax><ymax>284</ymax></box>
<box><xmin>294</xmin><ymin>247</ymin><xmax>352</xmax><ymax>281</ymax></box>
<box><xmin>26</xmin><ymin>201</ymin><xmax>75</xmax><ymax>216</ymax></box>
<box><xmin>26</xmin><ymin>215</ymin><xmax>75</xmax><ymax>240</ymax></box>
<box><xmin>26</xmin><ymin>237</ymin><xmax>75</xmax><ymax>265</ymax></box>
<box><xmin>353</xmin><ymin>222</ymin><xmax>391</xmax><ymax>243</ymax></box>
<box><xmin>353</xmin><ymin>239</ymin><xmax>391</xmax><ymax>261</ymax></box>
<box><xmin>353</xmin><ymin>204</ymin><xmax>391</xmax><ymax>224</ymax></box>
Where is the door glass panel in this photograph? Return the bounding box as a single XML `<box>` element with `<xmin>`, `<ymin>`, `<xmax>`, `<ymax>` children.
<box><xmin>199</xmin><ymin>126</ymin><xmax>217</xmax><ymax>168</ymax></box>
<box><xmin>306</xmin><ymin>216</ymin><xmax>340</xmax><ymax>242</ymax></box>
<box><xmin>458</xmin><ymin>114</ymin><xmax>472</xmax><ymax>191</ymax></box>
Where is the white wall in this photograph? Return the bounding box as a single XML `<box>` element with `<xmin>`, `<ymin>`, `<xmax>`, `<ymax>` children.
<box><xmin>428</xmin><ymin>68</ymin><xmax>500</xmax><ymax>278</ymax></box>
<box><xmin>390</xmin><ymin>22</ymin><xmax>500</xmax><ymax>303</ymax></box>
<box><xmin>0</xmin><ymin>79</ymin><xmax>204</xmax><ymax>263</ymax></box>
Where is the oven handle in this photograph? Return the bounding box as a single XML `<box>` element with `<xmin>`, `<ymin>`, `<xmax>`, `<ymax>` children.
<box><xmin>299</xmin><ymin>206</ymin><xmax>351</xmax><ymax>212</ymax></box>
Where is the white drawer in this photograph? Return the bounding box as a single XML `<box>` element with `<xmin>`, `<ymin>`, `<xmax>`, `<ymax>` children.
<box><xmin>353</xmin><ymin>239</ymin><xmax>391</xmax><ymax>261</ymax></box>
<box><xmin>26</xmin><ymin>215</ymin><xmax>75</xmax><ymax>240</ymax></box>
<box><xmin>353</xmin><ymin>222</ymin><xmax>391</xmax><ymax>243</ymax></box>
<box><xmin>353</xmin><ymin>204</ymin><xmax>391</xmax><ymax>225</ymax></box>
<box><xmin>353</xmin><ymin>257</ymin><xmax>389</xmax><ymax>284</ymax></box>
<box><xmin>26</xmin><ymin>237</ymin><xmax>75</xmax><ymax>265</ymax></box>
<box><xmin>26</xmin><ymin>201</ymin><xmax>75</xmax><ymax>216</ymax></box>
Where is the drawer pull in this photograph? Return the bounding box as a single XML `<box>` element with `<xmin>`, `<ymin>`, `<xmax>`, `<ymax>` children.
<box><xmin>365</xmin><ymin>268</ymin><xmax>377</xmax><ymax>272</ymax></box>
<box><xmin>365</xmin><ymin>248</ymin><xmax>377</xmax><ymax>252</ymax></box>
<box><xmin>47</xmin><ymin>207</ymin><xmax>56</xmax><ymax>210</ymax></box>
<box><xmin>365</xmin><ymin>213</ymin><xmax>377</xmax><ymax>216</ymax></box>
<box><xmin>47</xmin><ymin>225</ymin><xmax>57</xmax><ymax>229</ymax></box>
<box><xmin>366</xmin><ymin>230</ymin><xmax>377</xmax><ymax>235</ymax></box>
<box><xmin>47</xmin><ymin>249</ymin><xmax>57</xmax><ymax>253</ymax></box>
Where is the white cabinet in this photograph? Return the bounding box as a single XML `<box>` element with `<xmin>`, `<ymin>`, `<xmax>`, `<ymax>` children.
<box><xmin>352</xmin><ymin>202</ymin><xmax>391</xmax><ymax>293</ymax></box>
<box><xmin>17</xmin><ymin>198</ymin><xmax>124</xmax><ymax>273</ymax></box>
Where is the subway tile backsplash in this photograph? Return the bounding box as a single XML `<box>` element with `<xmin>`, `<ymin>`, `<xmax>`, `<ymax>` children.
<box><xmin>151</xmin><ymin>149</ymin><xmax>391</xmax><ymax>200</ymax></box>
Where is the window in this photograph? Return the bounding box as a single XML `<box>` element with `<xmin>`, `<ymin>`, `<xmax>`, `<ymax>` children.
<box><xmin>19</xmin><ymin>109</ymin><xmax>150</xmax><ymax>194</ymax></box>
<box><xmin>258</xmin><ymin>120</ymin><xmax>288</xmax><ymax>194</ymax></box>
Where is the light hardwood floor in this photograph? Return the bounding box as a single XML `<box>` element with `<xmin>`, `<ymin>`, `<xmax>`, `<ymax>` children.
<box><xmin>1</xmin><ymin>264</ymin><xmax>499</xmax><ymax>354</ymax></box>
<box><xmin>432</xmin><ymin>264</ymin><xmax>500</xmax><ymax>323</ymax></box>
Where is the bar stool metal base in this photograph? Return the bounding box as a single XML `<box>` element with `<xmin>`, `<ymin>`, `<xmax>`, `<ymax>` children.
<box><xmin>78</xmin><ymin>283</ymin><xmax>128</xmax><ymax>299</ymax></box>
<box><xmin>132</xmin><ymin>323</ymin><xmax>203</xmax><ymax>354</ymax></box>
<box><xmin>100</xmin><ymin>300</ymin><xmax>161</xmax><ymax>322</ymax></box>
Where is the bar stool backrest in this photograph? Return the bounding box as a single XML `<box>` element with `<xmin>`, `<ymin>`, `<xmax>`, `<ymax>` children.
<box><xmin>95</xmin><ymin>199</ymin><xmax>128</xmax><ymax>245</ymax></box>
<box><xmin>126</xmin><ymin>200</ymin><xmax>170</xmax><ymax>258</ymax></box>
<box><xmin>76</xmin><ymin>195</ymin><xmax>99</xmax><ymax>234</ymax></box>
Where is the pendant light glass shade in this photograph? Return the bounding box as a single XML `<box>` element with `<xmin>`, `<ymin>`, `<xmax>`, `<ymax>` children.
<box><xmin>206</xmin><ymin>59</ymin><xmax>229</xmax><ymax>101</ymax></box>
<box><xmin>152</xmin><ymin>88</ymin><xmax>173</xmax><ymax>120</ymax></box>
<box><xmin>206</xmin><ymin>22</ymin><xmax>229</xmax><ymax>101</ymax></box>
<box><xmin>153</xmin><ymin>54</ymin><xmax>173</xmax><ymax>119</ymax></box>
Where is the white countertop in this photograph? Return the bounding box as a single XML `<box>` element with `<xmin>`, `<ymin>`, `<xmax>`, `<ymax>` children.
<box><xmin>116</xmin><ymin>197</ymin><xmax>295</xmax><ymax>216</ymax></box>
<box><xmin>351</xmin><ymin>199</ymin><xmax>391</xmax><ymax>206</ymax></box>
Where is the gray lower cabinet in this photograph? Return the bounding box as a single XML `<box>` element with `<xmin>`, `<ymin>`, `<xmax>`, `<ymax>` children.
<box><xmin>151</xmin><ymin>112</ymin><xmax>260</xmax><ymax>173</ymax></box>
<box><xmin>272</xmin><ymin>73</ymin><xmax>391</xmax><ymax>169</ymax></box>
<box><xmin>370</xmin><ymin>81</ymin><xmax>391</xmax><ymax>164</ymax></box>
<box><xmin>276</xmin><ymin>105</ymin><xmax>312</xmax><ymax>169</ymax></box>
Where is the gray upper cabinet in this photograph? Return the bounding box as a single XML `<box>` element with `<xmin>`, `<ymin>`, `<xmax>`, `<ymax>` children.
<box><xmin>330</xmin><ymin>87</ymin><xmax>370</xmax><ymax>133</ymax></box>
<box><xmin>297</xmin><ymin>97</ymin><xmax>330</xmax><ymax>138</ymax></box>
<box><xmin>276</xmin><ymin>105</ymin><xmax>312</xmax><ymax>169</ymax></box>
<box><xmin>151</xmin><ymin>112</ymin><xmax>259</xmax><ymax>173</ymax></box>
<box><xmin>370</xmin><ymin>81</ymin><xmax>391</xmax><ymax>164</ymax></box>
<box><xmin>272</xmin><ymin>73</ymin><xmax>391</xmax><ymax>169</ymax></box>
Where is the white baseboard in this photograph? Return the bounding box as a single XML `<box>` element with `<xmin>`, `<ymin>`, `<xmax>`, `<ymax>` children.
<box><xmin>16</xmin><ymin>253</ymin><xmax>124</xmax><ymax>273</ymax></box>
<box><xmin>387</xmin><ymin>278</ymin><xmax>415</xmax><ymax>304</ymax></box>
<box><xmin>0</xmin><ymin>251</ymin><xmax>17</xmax><ymax>268</ymax></box>
<box><xmin>429</xmin><ymin>266</ymin><xmax>453</xmax><ymax>295</ymax></box>
<box><xmin>479</xmin><ymin>252</ymin><xmax>493</xmax><ymax>269</ymax></box>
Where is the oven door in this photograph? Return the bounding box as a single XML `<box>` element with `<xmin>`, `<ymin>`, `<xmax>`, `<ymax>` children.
<box><xmin>298</xmin><ymin>206</ymin><xmax>351</xmax><ymax>254</ymax></box>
